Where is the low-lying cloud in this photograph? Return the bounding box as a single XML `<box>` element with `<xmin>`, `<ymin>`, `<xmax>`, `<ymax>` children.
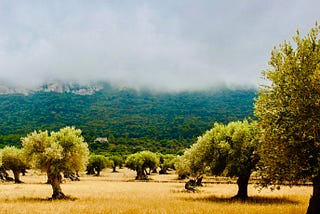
<box><xmin>0</xmin><ymin>1</ymin><xmax>319</xmax><ymax>91</ymax></box>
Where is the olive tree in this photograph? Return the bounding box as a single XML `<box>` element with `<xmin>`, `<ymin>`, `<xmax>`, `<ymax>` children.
<box><xmin>87</xmin><ymin>154</ymin><xmax>112</xmax><ymax>176</ymax></box>
<box><xmin>125</xmin><ymin>151</ymin><xmax>159</xmax><ymax>180</ymax></box>
<box><xmin>22</xmin><ymin>126</ymin><xmax>89</xmax><ymax>199</ymax></box>
<box><xmin>1</xmin><ymin>146</ymin><xmax>27</xmax><ymax>183</ymax></box>
<box><xmin>109</xmin><ymin>155</ymin><xmax>124</xmax><ymax>172</ymax></box>
<box><xmin>219</xmin><ymin>121</ymin><xmax>260</xmax><ymax>200</ymax></box>
<box><xmin>175</xmin><ymin>155</ymin><xmax>191</xmax><ymax>179</ymax></box>
<box><xmin>254</xmin><ymin>24</ymin><xmax>320</xmax><ymax>213</ymax></box>
<box><xmin>176</xmin><ymin>120</ymin><xmax>259</xmax><ymax>200</ymax></box>
<box><xmin>158</xmin><ymin>154</ymin><xmax>176</xmax><ymax>174</ymax></box>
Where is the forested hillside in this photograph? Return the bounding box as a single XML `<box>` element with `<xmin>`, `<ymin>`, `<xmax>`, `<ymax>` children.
<box><xmin>0</xmin><ymin>83</ymin><xmax>256</xmax><ymax>154</ymax></box>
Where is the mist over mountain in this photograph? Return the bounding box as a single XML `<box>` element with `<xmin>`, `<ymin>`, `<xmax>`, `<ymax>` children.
<box><xmin>1</xmin><ymin>1</ymin><xmax>319</xmax><ymax>92</ymax></box>
<box><xmin>0</xmin><ymin>80</ymin><xmax>256</xmax><ymax>95</ymax></box>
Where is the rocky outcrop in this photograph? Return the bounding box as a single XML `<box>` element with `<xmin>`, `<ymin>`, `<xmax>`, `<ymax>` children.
<box><xmin>0</xmin><ymin>82</ymin><xmax>103</xmax><ymax>95</ymax></box>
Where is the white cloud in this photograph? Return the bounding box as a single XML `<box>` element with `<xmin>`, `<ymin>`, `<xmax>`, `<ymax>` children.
<box><xmin>0</xmin><ymin>0</ymin><xmax>319</xmax><ymax>91</ymax></box>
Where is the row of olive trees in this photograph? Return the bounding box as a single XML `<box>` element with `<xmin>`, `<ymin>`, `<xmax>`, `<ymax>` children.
<box><xmin>86</xmin><ymin>152</ymin><xmax>176</xmax><ymax>179</ymax></box>
<box><xmin>0</xmin><ymin>148</ymin><xmax>125</xmax><ymax>183</ymax></box>
<box><xmin>0</xmin><ymin>130</ymin><xmax>177</xmax><ymax>199</ymax></box>
<box><xmin>86</xmin><ymin>154</ymin><xmax>124</xmax><ymax>176</ymax></box>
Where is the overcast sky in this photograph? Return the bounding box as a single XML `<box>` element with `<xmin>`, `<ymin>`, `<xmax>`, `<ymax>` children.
<box><xmin>0</xmin><ymin>0</ymin><xmax>319</xmax><ymax>91</ymax></box>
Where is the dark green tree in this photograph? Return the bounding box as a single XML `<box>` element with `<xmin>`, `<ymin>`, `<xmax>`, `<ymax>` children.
<box><xmin>254</xmin><ymin>24</ymin><xmax>320</xmax><ymax>213</ymax></box>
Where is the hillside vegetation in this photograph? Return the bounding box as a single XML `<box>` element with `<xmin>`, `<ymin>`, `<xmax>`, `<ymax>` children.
<box><xmin>0</xmin><ymin>83</ymin><xmax>256</xmax><ymax>154</ymax></box>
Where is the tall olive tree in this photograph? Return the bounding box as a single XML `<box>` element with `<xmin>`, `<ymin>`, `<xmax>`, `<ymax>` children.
<box><xmin>22</xmin><ymin>126</ymin><xmax>89</xmax><ymax>199</ymax></box>
<box><xmin>1</xmin><ymin>146</ymin><xmax>27</xmax><ymax>183</ymax></box>
<box><xmin>254</xmin><ymin>24</ymin><xmax>320</xmax><ymax>213</ymax></box>
<box><xmin>176</xmin><ymin>120</ymin><xmax>259</xmax><ymax>200</ymax></box>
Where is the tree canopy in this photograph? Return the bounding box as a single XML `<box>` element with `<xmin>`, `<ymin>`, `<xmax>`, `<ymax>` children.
<box><xmin>22</xmin><ymin>126</ymin><xmax>89</xmax><ymax>199</ymax></box>
<box><xmin>254</xmin><ymin>24</ymin><xmax>320</xmax><ymax>213</ymax></box>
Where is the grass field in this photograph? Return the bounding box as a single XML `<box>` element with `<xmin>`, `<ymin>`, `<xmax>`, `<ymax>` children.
<box><xmin>0</xmin><ymin>168</ymin><xmax>311</xmax><ymax>214</ymax></box>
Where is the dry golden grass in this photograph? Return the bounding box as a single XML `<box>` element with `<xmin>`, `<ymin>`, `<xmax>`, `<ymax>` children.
<box><xmin>0</xmin><ymin>169</ymin><xmax>311</xmax><ymax>214</ymax></box>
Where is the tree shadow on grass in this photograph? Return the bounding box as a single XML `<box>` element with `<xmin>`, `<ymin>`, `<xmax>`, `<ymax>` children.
<box><xmin>181</xmin><ymin>195</ymin><xmax>299</xmax><ymax>205</ymax></box>
<box><xmin>12</xmin><ymin>195</ymin><xmax>77</xmax><ymax>202</ymax></box>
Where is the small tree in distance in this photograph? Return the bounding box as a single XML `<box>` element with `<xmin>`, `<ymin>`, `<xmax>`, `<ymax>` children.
<box><xmin>1</xmin><ymin>146</ymin><xmax>27</xmax><ymax>183</ymax></box>
<box><xmin>22</xmin><ymin>126</ymin><xmax>89</xmax><ymax>199</ymax></box>
<box><xmin>109</xmin><ymin>155</ymin><xmax>124</xmax><ymax>172</ymax></box>
<box><xmin>87</xmin><ymin>154</ymin><xmax>112</xmax><ymax>176</ymax></box>
<box><xmin>158</xmin><ymin>153</ymin><xmax>176</xmax><ymax>174</ymax></box>
<box><xmin>125</xmin><ymin>151</ymin><xmax>159</xmax><ymax>180</ymax></box>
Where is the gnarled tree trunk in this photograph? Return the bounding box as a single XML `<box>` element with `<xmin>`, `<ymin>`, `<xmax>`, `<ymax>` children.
<box><xmin>96</xmin><ymin>169</ymin><xmax>101</xmax><ymax>176</ymax></box>
<box><xmin>136</xmin><ymin>168</ymin><xmax>148</xmax><ymax>180</ymax></box>
<box><xmin>232</xmin><ymin>174</ymin><xmax>250</xmax><ymax>200</ymax></box>
<box><xmin>112</xmin><ymin>166</ymin><xmax>117</xmax><ymax>172</ymax></box>
<box><xmin>48</xmin><ymin>173</ymin><xmax>65</xmax><ymax>199</ymax></box>
<box><xmin>13</xmin><ymin>170</ymin><xmax>22</xmax><ymax>183</ymax></box>
<box><xmin>307</xmin><ymin>176</ymin><xmax>320</xmax><ymax>214</ymax></box>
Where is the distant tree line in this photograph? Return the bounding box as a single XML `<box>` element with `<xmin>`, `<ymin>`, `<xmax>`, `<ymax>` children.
<box><xmin>0</xmin><ymin>88</ymin><xmax>256</xmax><ymax>154</ymax></box>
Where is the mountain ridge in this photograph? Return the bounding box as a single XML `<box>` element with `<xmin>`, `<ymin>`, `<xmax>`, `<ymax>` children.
<box><xmin>0</xmin><ymin>82</ymin><xmax>103</xmax><ymax>95</ymax></box>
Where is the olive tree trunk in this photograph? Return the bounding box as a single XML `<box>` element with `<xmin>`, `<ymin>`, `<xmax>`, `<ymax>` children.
<box><xmin>307</xmin><ymin>176</ymin><xmax>320</xmax><ymax>214</ymax></box>
<box><xmin>232</xmin><ymin>174</ymin><xmax>250</xmax><ymax>200</ymax></box>
<box><xmin>13</xmin><ymin>170</ymin><xmax>22</xmax><ymax>183</ymax></box>
<box><xmin>112</xmin><ymin>166</ymin><xmax>117</xmax><ymax>172</ymax></box>
<box><xmin>48</xmin><ymin>173</ymin><xmax>65</xmax><ymax>199</ymax></box>
<box><xmin>136</xmin><ymin>168</ymin><xmax>148</xmax><ymax>180</ymax></box>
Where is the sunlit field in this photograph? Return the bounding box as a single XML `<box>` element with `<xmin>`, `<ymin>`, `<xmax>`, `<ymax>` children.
<box><xmin>0</xmin><ymin>168</ymin><xmax>311</xmax><ymax>214</ymax></box>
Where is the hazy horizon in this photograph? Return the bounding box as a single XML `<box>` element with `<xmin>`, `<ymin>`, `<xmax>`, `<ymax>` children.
<box><xmin>0</xmin><ymin>1</ymin><xmax>319</xmax><ymax>91</ymax></box>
